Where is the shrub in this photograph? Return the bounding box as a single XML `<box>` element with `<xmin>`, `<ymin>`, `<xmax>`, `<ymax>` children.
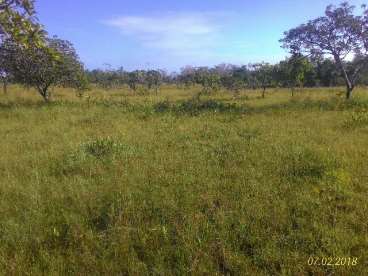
<box><xmin>176</xmin><ymin>99</ymin><xmax>239</xmax><ymax>115</ymax></box>
<box><xmin>154</xmin><ymin>100</ymin><xmax>171</xmax><ymax>113</ymax></box>
<box><xmin>82</xmin><ymin>137</ymin><xmax>129</xmax><ymax>159</ymax></box>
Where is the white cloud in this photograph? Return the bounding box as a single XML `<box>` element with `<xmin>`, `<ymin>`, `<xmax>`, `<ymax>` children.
<box><xmin>104</xmin><ymin>12</ymin><xmax>228</xmax><ymax>56</ymax></box>
<box><xmin>102</xmin><ymin>12</ymin><xmax>266</xmax><ymax>69</ymax></box>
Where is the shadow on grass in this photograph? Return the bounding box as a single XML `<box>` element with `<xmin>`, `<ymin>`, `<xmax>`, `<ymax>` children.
<box><xmin>154</xmin><ymin>98</ymin><xmax>247</xmax><ymax>116</ymax></box>
<box><xmin>153</xmin><ymin>96</ymin><xmax>368</xmax><ymax>116</ymax></box>
<box><xmin>1</xmin><ymin>95</ymin><xmax>368</xmax><ymax>116</ymax></box>
<box><xmin>261</xmin><ymin>97</ymin><xmax>368</xmax><ymax>112</ymax></box>
<box><xmin>246</xmin><ymin>97</ymin><xmax>368</xmax><ymax>115</ymax></box>
<box><xmin>0</xmin><ymin>100</ymin><xmax>85</xmax><ymax>110</ymax></box>
<box><xmin>0</xmin><ymin>101</ymin><xmax>45</xmax><ymax>109</ymax></box>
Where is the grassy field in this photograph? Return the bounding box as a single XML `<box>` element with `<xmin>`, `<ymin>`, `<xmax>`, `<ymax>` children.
<box><xmin>0</xmin><ymin>85</ymin><xmax>367</xmax><ymax>275</ymax></box>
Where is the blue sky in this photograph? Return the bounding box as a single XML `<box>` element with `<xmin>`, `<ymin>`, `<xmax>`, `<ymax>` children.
<box><xmin>36</xmin><ymin>0</ymin><xmax>365</xmax><ymax>72</ymax></box>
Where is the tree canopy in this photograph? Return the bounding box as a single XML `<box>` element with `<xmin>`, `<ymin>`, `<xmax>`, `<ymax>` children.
<box><xmin>0</xmin><ymin>36</ymin><xmax>88</xmax><ymax>101</ymax></box>
<box><xmin>0</xmin><ymin>0</ymin><xmax>46</xmax><ymax>47</ymax></box>
<box><xmin>280</xmin><ymin>2</ymin><xmax>368</xmax><ymax>99</ymax></box>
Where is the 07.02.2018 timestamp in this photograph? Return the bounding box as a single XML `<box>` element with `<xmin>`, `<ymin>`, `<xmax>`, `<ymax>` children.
<box><xmin>308</xmin><ymin>257</ymin><xmax>358</xmax><ymax>266</ymax></box>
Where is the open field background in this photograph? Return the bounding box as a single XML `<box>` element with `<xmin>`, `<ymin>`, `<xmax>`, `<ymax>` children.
<box><xmin>0</xmin><ymin>86</ymin><xmax>367</xmax><ymax>275</ymax></box>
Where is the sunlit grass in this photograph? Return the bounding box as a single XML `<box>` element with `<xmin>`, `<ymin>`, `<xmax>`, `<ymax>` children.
<box><xmin>0</xmin><ymin>85</ymin><xmax>367</xmax><ymax>275</ymax></box>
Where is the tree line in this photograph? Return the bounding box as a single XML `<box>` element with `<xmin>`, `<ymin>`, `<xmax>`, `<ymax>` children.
<box><xmin>1</xmin><ymin>1</ymin><xmax>368</xmax><ymax>101</ymax></box>
<box><xmin>84</xmin><ymin>54</ymin><xmax>368</xmax><ymax>98</ymax></box>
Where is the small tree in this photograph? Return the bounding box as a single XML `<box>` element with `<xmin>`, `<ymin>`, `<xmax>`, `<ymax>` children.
<box><xmin>290</xmin><ymin>55</ymin><xmax>314</xmax><ymax>91</ymax></box>
<box><xmin>195</xmin><ymin>68</ymin><xmax>221</xmax><ymax>95</ymax></box>
<box><xmin>0</xmin><ymin>36</ymin><xmax>87</xmax><ymax>101</ymax></box>
<box><xmin>127</xmin><ymin>70</ymin><xmax>145</xmax><ymax>92</ymax></box>
<box><xmin>276</xmin><ymin>55</ymin><xmax>313</xmax><ymax>96</ymax></box>
<box><xmin>0</xmin><ymin>71</ymin><xmax>8</xmax><ymax>94</ymax></box>
<box><xmin>247</xmin><ymin>64</ymin><xmax>259</xmax><ymax>90</ymax></box>
<box><xmin>221</xmin><ymin>74</ymin><xmax>244</xmax><ymax>97</ymax></box>
<box><xmin>252</xmin><ymin>62</ymin><xmax>274</xmax><ymax>98</ymax></box>
<box><xmin>176</xmin><ymin>66</ymin><xmax>199</xmax><ymax>90</ymax></box>
<box><xmin>315</xmin><ymin>58</ymin><xmax>340</xmax><ymax>87</ymax></box>
<box><xmin>0</xmin><ymin>55</ymin><xmax>10</xmax><ymax>94</ymax></box>
<box><xmin>281</xmin><ymin>2</ymin><xmax>368</xmax><ymax>99</ymax></box>
<box><xmin>145</xmin><ymin>70</ymin><xmax>163</xmax><ymax>94</ymax></box>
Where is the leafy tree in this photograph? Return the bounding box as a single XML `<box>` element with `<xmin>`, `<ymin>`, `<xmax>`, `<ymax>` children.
<box><xmin>289</xmin><ymin>55</ymin><xmax>314</xmax><ymax>89</ymax></box>
<box><xmin>275</xmin><ymin>60</ymin><xmax>292</xmax><ymax>93</ymax></box>
<box><xmin>0</xmin><ymin>36</ymin><xmax>88</xmax><ymax>101</ymax></box>
<box><xmin>247</xmin><ymin>64</ymin><xmax>259</xmax><ymax>90</ymax></box>
<box><xmin>194</xmin><ymin>67</ymin><xmax>221</xmax><ymax>95</ymax></box>
<box><xmin>127</xmin><ymin>70</ymin><xmax>145</xmax><ymax>92</ymax></box>
<box><xmin>233</xmin><ymin>66</ymin><xmax>249</xmax><ymax>89</ymax></box>
<box><xmin>221</xmin><ymin>74</ymin><xmax>244</xmax><ymax>96</ymax></box>
<box><xmin>178</xmin><ymin>66</ymin><xmax>196</xmax><ymax>90</ymax></box>
<box><xmin>252</xmin><ymin>62</ymin><xmax>274</xmax><ymax>98</ymax></box>
<box><xmin>116</xmin><ymin>66</ymin><xmax>127</xmax><ymax>87</ymax></box>
<box><xmin>86</xmin><ymin>68</ymin><xmax>126</xmax><ymax>90</ymax></box>
<box><xmin>213</xmin><ymin>63</ymin><xmax>237</xmax><ymax>76</ymax></box>
<box><xmin>145</xmin><ymin>70</ymin><xmax>163</xmax><ymax>94</ymax></box>
<box><xmin>0</xmin><ymin>0</ymin><xmax>46</xmax><ymax>47</ymax></box>
<box><xmin>281</xmin><ymin>2</ymin><xmax>368</xmax><ymax>99</ymax></box>
<box><xmin>315</xmin><ymin>58</ymin><xmax>341</xmax><ymax>87</ymax></box>
<box><xmin>275</xmin><ymin>55</ymin><xmax>313</xmax><ymax>96</ymax></box>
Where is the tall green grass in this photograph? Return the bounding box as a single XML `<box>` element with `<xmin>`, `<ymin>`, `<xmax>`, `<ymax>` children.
<box><xmin>0</xmin><ymin>86</ymin><xmax>367</xmax><ymax>275</ymax></box>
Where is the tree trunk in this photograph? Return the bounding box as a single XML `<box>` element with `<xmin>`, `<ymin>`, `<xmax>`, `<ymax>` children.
<box><xmin>195</xmin><ymin>91</ymin><xmax>202</xmax><ymax>102</ymax></box>
<box><xmin>42</xmin><ymin>91</ymin><xmax>50</xmax><ymax>102</ymax></box>
<box><xmin>346</xmin><ymin>85</ymin><xmax>354</xmax><ymax>100</ymax></box>
<box><xmin>3</xmin><ymin>79</ymin><xmax>7</xmax><ymax>95</ymax></box>
<box><xmin>38</xmin><ymin>87</ymin><xmax>50</xmax><ymax>102</ymax></box>
<box><xmin>262</xmin><ymin>86</ymin><xmax>266</xmax><ymax>98</ymax></box>
<box><xmin>342</xmin><ymin>77</ymin><xmax>354</xmax><ymax>100</ymax></box>
<box><xmin>333</xmin><ymin>54</ymin><xmax>355</xmax><ymax>100</ymax></box>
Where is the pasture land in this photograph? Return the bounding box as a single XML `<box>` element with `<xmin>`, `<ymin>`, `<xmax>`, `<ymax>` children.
<box><xmin>0</xmin><ymin>86</ymin><xmax>367</xmax><ymax>275</ymax></box>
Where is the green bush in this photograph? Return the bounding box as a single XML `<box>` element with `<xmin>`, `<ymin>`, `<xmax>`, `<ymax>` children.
<box><xmin>82</xmin><ymin>137</ymin><xmax>129</xmax><ymax>159</ymax></box>
<box><xmin>153</xmin><ymin>100</ymin><xmax>171</xmax><ymax>113</ymax></box>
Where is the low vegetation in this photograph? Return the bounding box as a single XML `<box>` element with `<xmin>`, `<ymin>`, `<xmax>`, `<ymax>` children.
<box><xmin>0</xmin><ymin>86</ymin><xmax>367</xmax><ymax>275</ymax></box>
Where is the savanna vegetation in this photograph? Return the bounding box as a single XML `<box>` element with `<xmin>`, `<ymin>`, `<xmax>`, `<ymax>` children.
<box><xmin>1</xmin><ymin>85</ymin><xmax>368</xmax><ymax>275</ymax></box>
<box><xmin>0</xmin><ymin>1</ymin><xmax>368</xmax><ymax>275</ymax></box>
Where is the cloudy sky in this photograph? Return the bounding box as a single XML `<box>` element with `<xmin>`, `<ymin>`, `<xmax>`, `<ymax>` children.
<box><xmin>36</xmin><ymin>0</ymin><xmax>365</xmax><ymax>71</ymax></box>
